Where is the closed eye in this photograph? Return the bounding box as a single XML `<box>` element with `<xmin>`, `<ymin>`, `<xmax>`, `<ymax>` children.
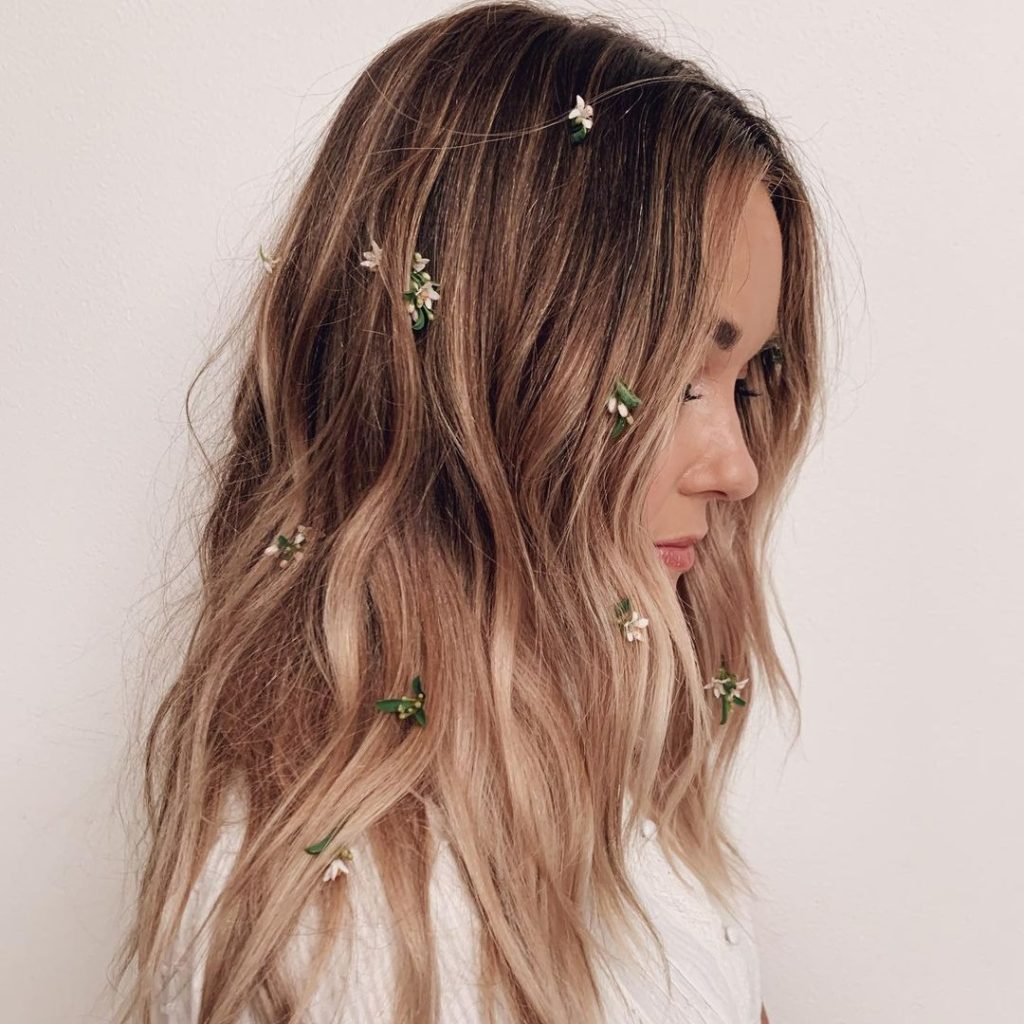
<box><xmin>682</xmin><ymin>379</ymin><xmax>762</xmax><ymax>402</ymax></box>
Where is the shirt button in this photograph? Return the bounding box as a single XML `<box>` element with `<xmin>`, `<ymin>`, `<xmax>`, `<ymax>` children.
<box><xmin>723</xmin><ymin>924</ymin><xmax>741</xmax><ymax>944</ymax></box>
<box><xmin>640</xmin><ymin>819</ymin><xmax>657</xmax><ymax>838</ymax></box>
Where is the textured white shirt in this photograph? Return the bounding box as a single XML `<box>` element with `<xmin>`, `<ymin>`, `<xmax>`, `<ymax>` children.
<box><xmin>153</xmin><ymin>795</ymin><xmax>761</xmax><ymax>1023</ymax></box>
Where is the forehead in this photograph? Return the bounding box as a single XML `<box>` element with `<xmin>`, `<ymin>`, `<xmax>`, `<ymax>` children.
<box><xmin>707</xmin><ymin>182</ymin><xmax>783</xmax><ymax>359</ymax></box>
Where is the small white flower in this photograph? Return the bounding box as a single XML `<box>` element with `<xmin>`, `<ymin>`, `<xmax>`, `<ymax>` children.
<box><xmin>258</xmin><ymin>243</ymin><xmax>279</xmax><ymax>274</ymax></box>
<box><xmin>411</xmin><ymin>251</ymin><xmax>429</xmax><ymax>273</ymax></box>
<box><xmin>622</xmin><ymin>609</ymin><xmax>649</xmax><ymax>642</ymax></box>
<box><xmin>704</xmin><ymin>675</ymin><xmax>748</xmax><ymax>699</ymax></box>
<box><xmin>322</xmin><ymin>857</ymin><xmax>350</xmax><ymax>883</ymax></box>
<box><xmin>264</xmin><ymin>525</ymin><xmax>309</xmax><ymax>567</ymax></box>
<box><xmin>568</xmin><ymin>94</ymin><xmax>594</xmax><ymax>130</ymax></box>
<box><xmin>607</xmin><ymin>397</ymin><xmax>634</xmax><ymax>424</ymax></box>
<box><xmin>407</xmin><ymin>277</ymin><xmax>441</xmax><ymax>323</ymax></box>
<box><xmin>360</xmin><ymin>238</ymin><xmax>383</xmax><ymax>271</ymax></box>
<box><xmin>415</xmin><ymin>278</ymin><xmax>440</xmax><ymax>309</ymax></box>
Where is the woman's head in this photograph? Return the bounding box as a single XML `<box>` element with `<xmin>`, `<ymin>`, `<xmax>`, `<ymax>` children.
<box><xmin>117</xmin><ymin>3</ymin><xmax>829</xmax><ymax>1023</ymax></box>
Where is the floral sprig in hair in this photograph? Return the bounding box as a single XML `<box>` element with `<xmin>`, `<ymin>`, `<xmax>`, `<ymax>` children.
<box><xmin>607</xmin><ymin>380</ymin><xmax>641</xmax><ymax>439</ymax></box>
<box><xmin>304</xmin><ymin>823</ymin><xmax>355</xmax><ymax>883</ymax></box>
<box><xmin>263</xmin><ymin>524</ymin><xmax>309</xmax><ymax>567</ymax></box>
<box><xmin>614</xmin><ymin>597</ymin><xmax>650</xmax><ymax>642</ymax></box>
<box><xmin>375</xmin><ymin>674</ymin><xmax>427</xmax><ymax>726</ymax></box>
<box><xmin>359</xmin><ymin>239</ymin><xmax>441</xmax><ymax>332</ymax></box>
<box><xmin>403</xmin><ymin>252</ymin><xmax>441</xmax><ymax>331</ymax></box>
<box><xmin>704</xmin><ymin>661</ymin><xmax>749</xmax><ymax>724</ymax></box>
<box><xmin>567</xmin><ymin>94</ymin><xmax>594</xmax><ymax>143</ymax></box>
<box><xmin>359</xmin><ymin>238</ymin><xmax>383</xmax><ymax>272</ymax></box>
<box><xmin>321</xmin><ymin>851</ymin><xmax>354</xmax><ymax>882</ymax></box>
<box><xmin>258</xmin><ymin>243</ymin><xmax>279</xmax><ymax>275</ymax></box>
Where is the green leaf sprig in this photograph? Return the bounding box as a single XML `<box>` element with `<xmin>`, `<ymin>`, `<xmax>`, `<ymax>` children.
<box><xmin>263</xmin><ymin>524</ymin><xmax>309</xmax><ymax>567</ymax></box>
<box><xmin>704</xmin><ymin>660</ymin><xmax>749</xmax><ymax>724</ymax></box>
<box><xmin>402</xmin><ymin>253</ymin><xmax>440</xmax><ymax>332</ymax></box>
<box><xmin>614</xmin><ymin>596</ymin><xmax>650</xmax><ymax>642</ymax></box>
<box><xmin>606</xmin><ymin>380</ymin><xmax>641</xmax><ymax>439</ymax></box>
<box><xmin>375</xmin><ymin>674</ymin><xmax>427</xmax><ymax>726</ymax></box>
<box><xmin>359</xmin><ymin>239</ymin><xmax>440</xmax><ymax>333</ymax></box>
<box><xmin>304</xmin><ymin>819</ymin><xmax>356</xmax><ymax>883</ymax></box>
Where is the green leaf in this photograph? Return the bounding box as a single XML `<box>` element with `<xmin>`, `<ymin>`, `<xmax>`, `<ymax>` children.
<box><xmin>614</xmin><ymin>381</ymin><xmax>641</xmax><ymax>407</ymax></box>
<box><xmin>414</xmin><ymin>707</ymin><xmax>427</xmax><ymax>727</ymax></box>
<box><xmin>719</xmin><ymin>698</ymin><xmax>729</xmax><ymax>725</ymax></box>
<box><xmin>304</xmin><ymin>824</ymin><xmax>341</xmax><ymax>855</ymax></box>
<box><xmin>732</xmin><ymin>696</ymin><xmax>747</xmax><ymax>706</ymax></box>
<box><xmin>411</xmin><ymin>675</ymin><xmax>423</xmax><ymax>697</ymax></box>
<box><xmin>376</xmin><ymin>698</ymin><xmax>406</xmax><ymax>712</ymax></box>
<box><xmin>610</xmin><ymin>416</ymin><xmax>625</xmax><ymax>439</ymax></box>
<box><xmin>614</xmin><ymin>597</ymin><xmax>631</xmax><ymax>618</ymax></box>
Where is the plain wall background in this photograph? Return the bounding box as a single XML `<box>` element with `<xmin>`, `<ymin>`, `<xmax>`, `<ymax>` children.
<box><xmin>3</xmin><ymin>2</ymin><xmax>1022</xmax><ymax>1021</ymax></box>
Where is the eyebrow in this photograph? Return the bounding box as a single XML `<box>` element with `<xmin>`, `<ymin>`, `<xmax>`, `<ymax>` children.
<box><xmin>713</xmin><ymin>316</ymin><xmax>781</xmax><ymax>352</ymax></box>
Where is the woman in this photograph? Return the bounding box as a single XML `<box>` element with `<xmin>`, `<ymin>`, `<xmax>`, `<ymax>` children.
<box><xmin>113</xmin><ymin>1</ymin><xmax>828</xmax><ymax>1021</ymax></box>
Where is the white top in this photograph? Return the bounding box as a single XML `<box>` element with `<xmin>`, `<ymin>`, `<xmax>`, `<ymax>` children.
<box><xmin>153</xmin><ymin>795</ymin><xmax>761</xmax><ymax>1023</ymax></box>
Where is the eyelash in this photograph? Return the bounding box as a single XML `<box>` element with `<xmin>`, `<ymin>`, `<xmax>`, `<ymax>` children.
<box><xmin>682</xmin><ymin>379</ymin><xmax>763</xmax><ymax>403</ymax></box>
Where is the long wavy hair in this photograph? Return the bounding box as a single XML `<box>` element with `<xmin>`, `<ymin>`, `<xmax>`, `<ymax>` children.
<box><xmin>113</xmin><ymin>2</ymin><xmax>830</xmax><ymax>1021</ymax></box>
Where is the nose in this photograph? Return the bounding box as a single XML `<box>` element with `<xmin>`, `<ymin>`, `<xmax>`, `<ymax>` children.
<box><xmin>683</xmin><ymin>411</ymin><xmax>759</xmax><ymax>503</ymax></box>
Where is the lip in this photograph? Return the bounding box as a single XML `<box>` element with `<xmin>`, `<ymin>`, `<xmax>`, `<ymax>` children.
<box><xmin>655</xmin><ymin>543</ymin><xmax>696</xmax><ymax>571</ymax></box>
<box><xmin>655</xmin><ymin>533</ymin><xmax>706</xmax><ymax>547</ymax></box>
<box><xmin>653</xmin><ymin>533</ymin><xmax>705</xmax><ymax>572</ymax></box>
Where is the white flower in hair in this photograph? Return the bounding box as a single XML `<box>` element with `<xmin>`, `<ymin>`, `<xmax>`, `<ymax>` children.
<box><xmin>703</xmin><ymin>664</ymin><xmax>749</xmax><ymax>724</ymax></box>
<box><xmin>622</xmin><ymin>608</ymin><xmax>649</xmax><ymax>642</ymax></box>
<box><xmin>705</xmin><ymin>674</ymin><xmax>748</xmax><ymax>699</ymax></box>
<box><xmin>263</xmin><ymin>524</ymin><xmax>309</xmax><ymax>567</ymax></box>
<box><xmin>258</xmin><ymin>243</ymin><xmax>279</xmax><ymax>274</ymax></box>
<box><xmin>322</xmin><ymin>856</ymin><xmax>351</xmax><ymax>883</ymax></box>
<box><xmin>614</xmin><ymin>596</ymin><xmax>649</xmax><ymax>642</ymax></box>
<box><xmin>360</xmin><ymin>238</ymin><xmax>383</xmax><ymax>271</ymax></box>
<box><xmin>606</xmin><ymin>394</ymin><xmax>633</xmax><ymax>424</ymax></box>
<box><xmin>402</xmin><ymin>249</ymin><xmax>442</xmax><ymax>332</ymax></box>
<box><xmin>568</xmin><ymin>94</ymin><xmax>594</xmax><ymax>131</ymax></box>
<box><xmin>407</xmin><ymin>277</ymin><xmax>440</xmax><ymax>314</ymax></box>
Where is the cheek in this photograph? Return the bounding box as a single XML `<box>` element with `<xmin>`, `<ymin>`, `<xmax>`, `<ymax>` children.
<box><xmin>643</xmin><ymin>439</ymin><xmax>678</xmax><ymax>522</ymax></box>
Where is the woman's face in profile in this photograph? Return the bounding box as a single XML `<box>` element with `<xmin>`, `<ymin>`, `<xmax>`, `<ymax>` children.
<box><xmin>644</xmin><ymin>180</ymin><xmax>783</xmax><ymax>577</ymax></box>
